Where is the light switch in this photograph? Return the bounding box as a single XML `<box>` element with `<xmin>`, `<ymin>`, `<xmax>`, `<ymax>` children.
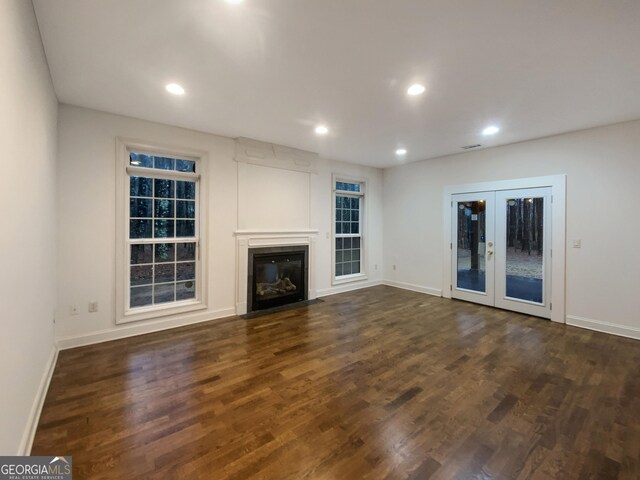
<box><xmin>573</xmin><ymin>239</ymin><xmax>581</xmax><ymax>248</ymax></box>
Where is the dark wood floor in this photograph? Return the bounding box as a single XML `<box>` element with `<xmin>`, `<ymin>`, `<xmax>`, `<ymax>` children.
<box><xmin>33</xmin><ymin>286</ymin><xmax>640</xmax><ymax>479</ymax></box>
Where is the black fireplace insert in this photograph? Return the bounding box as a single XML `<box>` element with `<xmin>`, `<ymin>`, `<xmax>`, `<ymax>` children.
<box><xmin>247</xmin><ymin>246</ymin><xmax>308</xmax><ymax>313</ymax></box>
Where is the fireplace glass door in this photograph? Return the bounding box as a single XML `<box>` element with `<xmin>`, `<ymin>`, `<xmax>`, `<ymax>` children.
<box><xmin>250</xmin><ymin>249</ymin><xmax>306</xmax><ymax>312</ymax></box>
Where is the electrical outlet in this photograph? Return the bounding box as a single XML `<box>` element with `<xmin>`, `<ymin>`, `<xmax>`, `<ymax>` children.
<box><xmin>88</xmin><ymin>301</ymin><xmax>99</xmax><ymax>313</ymax></box>
<box><xmin>393</xmin><ymin>264</ymin><xmax>397</xmax><ymax>271</ymax></box>
<box><xmin>70</xmin><ymin>305</ymin><xmax>79</xmax><ymax>316</ymax></box>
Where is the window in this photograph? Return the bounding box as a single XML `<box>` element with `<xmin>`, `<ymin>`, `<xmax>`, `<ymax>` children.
<box><xmin>333</xmin><ymin>178</ymin><xmax>365</xmax><ymax>282</ymax></box>
<box><xmin>117</xmin><ymin>141</ymin><xmax>207</xmax><ymax>323</ymax></box>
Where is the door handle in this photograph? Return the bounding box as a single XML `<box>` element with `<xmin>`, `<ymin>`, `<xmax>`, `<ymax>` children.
<box><xmin>487</xmin><ymin>250</ymin><xmax>494</xmax><ymax>256</ymax></box>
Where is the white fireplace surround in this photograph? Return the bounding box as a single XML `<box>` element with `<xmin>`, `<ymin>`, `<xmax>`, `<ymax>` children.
<box><xmin>235</xmin><ymin>230</ymin><xmax>318</xmax><ymax>315</ymax></box>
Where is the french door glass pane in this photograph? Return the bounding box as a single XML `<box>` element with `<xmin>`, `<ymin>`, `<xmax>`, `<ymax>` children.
<box><xmin>456</xmin><ymin>200</ymin><xmax>486</xmax><ymax>292</ymax></box>
<box><xmin>505</xmin><ymin>197</ymin><xmax>544</xmax><ymax>303</ymax></box>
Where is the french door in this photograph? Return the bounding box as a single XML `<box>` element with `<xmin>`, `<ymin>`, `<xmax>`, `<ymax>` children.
<box><xmin>452</xmin><ymin>187</ymin><xmax>552</xmax><ymax>318</ymax></box>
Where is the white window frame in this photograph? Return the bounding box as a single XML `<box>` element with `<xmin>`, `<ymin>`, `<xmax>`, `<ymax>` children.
<box><xmin>115</xmin><ymin>138</ymin><xmax>209</xmax><ymax>324</ymax></box>
<box><xmin>332</xmin><ymin>174</ymin><xmax>367</xmax><ymax>285</ymax></box>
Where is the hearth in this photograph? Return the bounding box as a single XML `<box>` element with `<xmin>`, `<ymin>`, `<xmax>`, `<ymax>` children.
<box><xmin>247</xmin><ymin>246</ymin><xmax>308</xmax><ymax>312</ymax></box>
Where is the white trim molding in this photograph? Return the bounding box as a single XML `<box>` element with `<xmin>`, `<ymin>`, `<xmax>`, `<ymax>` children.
<box><xmin>234</xmin><ymin>229</ymin><xmax>318</xmax><ymax>236</ymax></box>
<box><xmin>317</xmin><ymin>279</ymin><xmax>382</xmax><ymax>297</ymax></box>
<box><xmin>234</xmin><ymin>137</ymin><xmax>318</xmax><ymax>174</ymax></box>
<box><xmin>567</xmin><ymin>315</ymin><xmax>640</xmax><ymax>341</ymax></box>
<box><xmin>18</xmin><ymin>345</ymin><xmax>58</xmax><ymax>455</ymax></box>
<box><xmin>442</xmin><ymin>175</ymin><xmax>567</xmax><ymax>324</ymax></box>
<box><xmin>383</xmin><ymin>280</ymin><xmax>442</xmax><ymax>297</ymax></box>
<box><xmin>57</xmin><ymin>307</ymin><xmax>236</xmax><ymax>350</ymax></box>
<box><xmin>235</xmin><ymin>230</ymin><xmax>318</xmax><ymax>315</ymax></box>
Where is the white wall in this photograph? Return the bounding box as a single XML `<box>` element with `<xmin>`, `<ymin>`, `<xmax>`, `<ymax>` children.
<box><xmin>238</xmin><ymin>163</ymin><xmax>310</xmax><ymax>231</ymax></box>
<box><xmin>0</xmin><ymin>0</ymin><xmax>58</xmax><ymax>454</ymax></box>
<box><xmin>383</xmin><ymin>120</ymin><xmax>640</xmax><ymax>339</ymax></box>
<box><xmin>56</xmin><ymin>105</ymin><xmax>383</xmax><ymax>347</ymax></box>
<box><xmin>56</xmin><ymin>106</ymin><xmax>236</xmax><ymax>344</ymax></box>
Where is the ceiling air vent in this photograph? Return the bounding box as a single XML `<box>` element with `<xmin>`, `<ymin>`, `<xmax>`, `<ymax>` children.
<box><xmin>461</xmin><ymin>144</ymin><xmax>482</xmax><ymax>150</ymax></box>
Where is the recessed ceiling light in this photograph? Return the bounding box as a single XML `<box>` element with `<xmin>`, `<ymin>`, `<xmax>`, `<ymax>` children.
<box><xmin>165</xmin><ymin>83</ymin><xmax>185</xmax><ymax>95</ymax></box>
<box><xmin>224</xmin><ymin>0</ymin><xmax>243</xmax><ymax>4</ymax></box>
<box><xmin>482</xmin><ymin>125</ymin><xmax>500</xmax><ymax>135</ymax></box>
<box><xmin>315</xmin><ymin>125</ymin><xmax>329</xmax><ymax>135</ymax></box>
<box><xmin>395</xmin><ymin>148</ymin><xmax>407</xmax><ymax>156</ymax></box>
<box><xmin>407</xmin><ymin>84</ymin><xmax>426</xmax><ymax>96</ymax></box>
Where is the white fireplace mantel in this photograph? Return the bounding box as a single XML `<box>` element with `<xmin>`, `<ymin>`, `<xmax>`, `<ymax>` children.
<box><xmin>235</xmin><ymin>229</ymin><xmax>318</xmax><ymax>315</ymax></box>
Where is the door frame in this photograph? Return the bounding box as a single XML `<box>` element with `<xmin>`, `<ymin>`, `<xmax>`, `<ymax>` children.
<box><xmin>442</xmin><ymin>175</ymin><xmax>566</xmax><ymax>324</ymax></box>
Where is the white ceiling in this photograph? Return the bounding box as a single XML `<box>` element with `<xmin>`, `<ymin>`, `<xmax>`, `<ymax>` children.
<box><xmin>33</xmin><ymin>0</ymin><xmax>640</xmax><ymax>168</ymax></box>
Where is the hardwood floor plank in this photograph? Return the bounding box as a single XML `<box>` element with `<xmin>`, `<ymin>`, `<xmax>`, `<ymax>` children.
<box><xmin>32</xmin><ymin>286</ymin><xmax>640</xmax><ymax>479</ymax></box>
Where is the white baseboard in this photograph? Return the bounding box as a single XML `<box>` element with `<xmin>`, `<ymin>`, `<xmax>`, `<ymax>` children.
<box><xmin>383</xmin><ymin>280</ymin><xmax>442</xmax><ymax>297</ymax></box>
<box><xmin>56</xmin><ymin>307</ymin><xmax>236</xmax><ymax>350</ymax></box>
<box><xmin>236</xmin><ymin>301</ymin><xmax>248</xmax><ymax>316</ymax></box>
<box><xmin>566</xmin><ymin>315</ymin><xmax>640</xmax><ymax>341</ymax></box>
<box><xmin>18</xmin><ymin>345</ymin><xmax>58</xmax><ymax>455</ymax></box>
<box><xmin>316</xmin><ymin>279</ymin><xmax>383</xmax><ymax>297</ymax></box>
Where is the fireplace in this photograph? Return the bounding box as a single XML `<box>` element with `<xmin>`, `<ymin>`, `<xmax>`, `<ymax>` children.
<box><xmin>247</xmin><ymin>245</ymin><xmax>308</xmax><ymax>313</ymax></box>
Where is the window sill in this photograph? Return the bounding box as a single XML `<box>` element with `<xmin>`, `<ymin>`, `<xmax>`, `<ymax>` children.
<box><xmin>118</xmin><ymin>300</ymin><xmax>207</xmax><ymax>325</ymax></box>
<box><xmin>332</xmin><ymin>273</ymin><xmax>368</xmax><ymax>286</ymax></box>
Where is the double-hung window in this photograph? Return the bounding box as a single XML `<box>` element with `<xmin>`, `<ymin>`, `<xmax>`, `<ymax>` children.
<box><xmin>117</xmin><ymin>142</ymin><xmax>206</xmax><ymax>323</ymax></box>
<box><xmin>333</xmin><ymin>177</ymin><xmax>365</xmax><ymax>282</ymax></box>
